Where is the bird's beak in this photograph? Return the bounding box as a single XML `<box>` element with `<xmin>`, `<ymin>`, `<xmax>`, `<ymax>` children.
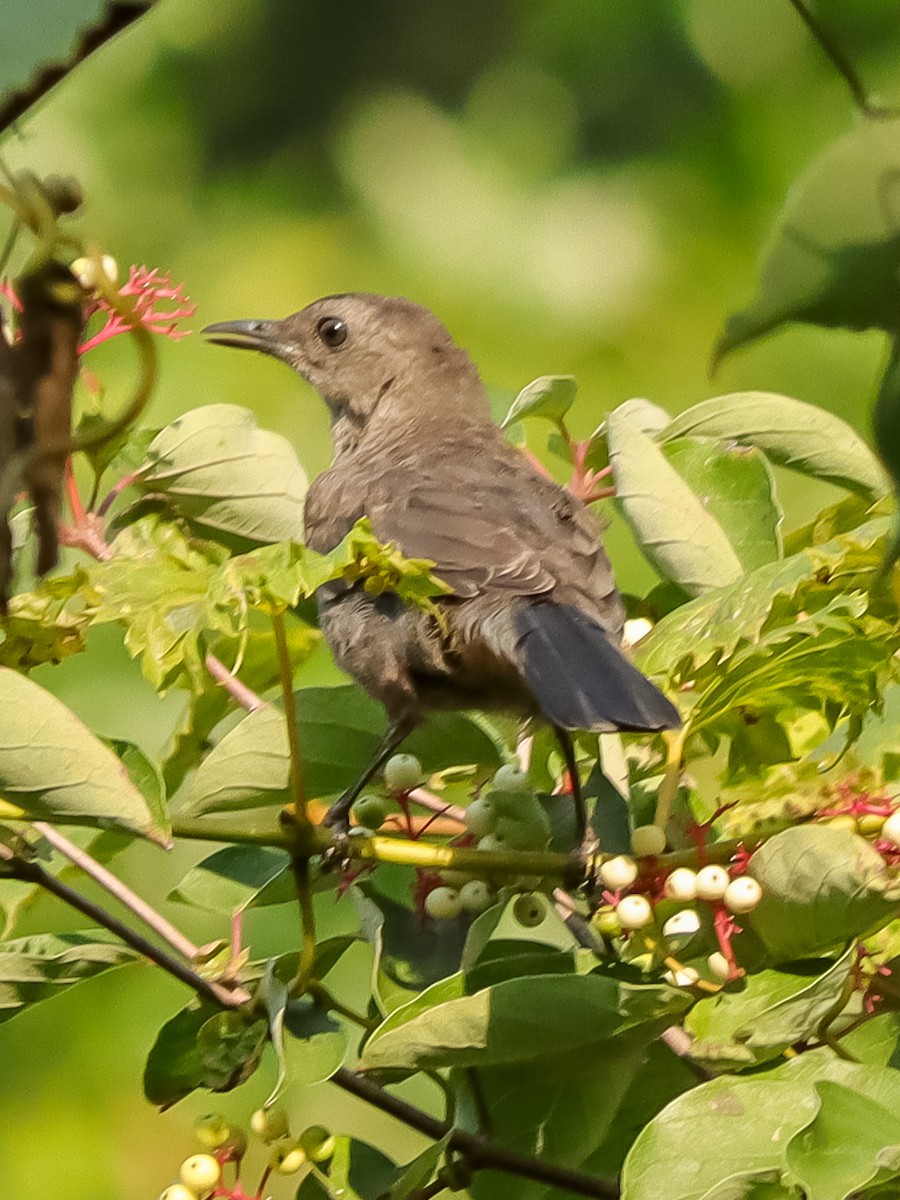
<box><xmin>201</xmin><ymin>319</ymin><xmax>281</xmax><ymax>353</ymax></box>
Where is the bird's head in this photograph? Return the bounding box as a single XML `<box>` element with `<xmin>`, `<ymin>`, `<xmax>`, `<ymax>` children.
<box><xmin>203</xmin><ymin>293</ymin><xmax>488</xmax><ymax>450</ymax></box>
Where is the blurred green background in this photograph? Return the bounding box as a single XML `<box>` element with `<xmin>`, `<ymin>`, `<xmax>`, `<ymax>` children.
<box><xmin>3</xmin><ymin>1</ymin><xmax>900</xmax><ymax>1195</ymax></box>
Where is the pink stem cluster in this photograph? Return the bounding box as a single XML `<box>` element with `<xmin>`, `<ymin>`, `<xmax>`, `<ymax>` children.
<box><xmin>79</xmin><ymin>264</ymin><xmax>196</xmax><ymax>354</ymax></box>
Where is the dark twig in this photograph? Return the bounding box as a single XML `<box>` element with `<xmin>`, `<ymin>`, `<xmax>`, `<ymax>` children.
<box><xmin>787</xmin><ymin>0</ymin><xmax>896</xmax><ymax>118</ymax></box>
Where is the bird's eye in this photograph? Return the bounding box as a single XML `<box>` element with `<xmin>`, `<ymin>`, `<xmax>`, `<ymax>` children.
<box><xmin>316</xmin><ymin>316</ymin><xmax>349</xmax><ymax>348</ymax></box>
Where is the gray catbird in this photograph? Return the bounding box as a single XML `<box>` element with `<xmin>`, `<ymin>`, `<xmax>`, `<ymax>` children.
<box><xmin>203</xmin><ymin>294</ymin><xmax>680</xmax><ymax>835</ymax></box>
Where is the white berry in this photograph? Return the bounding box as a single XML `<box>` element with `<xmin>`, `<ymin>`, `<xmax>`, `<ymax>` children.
<box><xmin>631</xmin><ymin>825</ymin><xmax>667</xmax><ymax>857</ymax></box>
<box><xmin>707</xmin><ymin>951</ymin><xmax>731</xmax><ymax>980</ymax></box>
<box><xmin>664</xmin><ymin>868</ymin><xmax>698</xmax><ymax>901</ymax></box>
<box><xmin>664</xmin><ymin>966</ymin><xmax>699</xmax><ymax>988</ymax></box>
<box><xmin>160</xmin><ymin>1188</ymin><xmax>197</xmax><ymax>1200</ymax></box>
<box><xmin>383</xmin><ymin>753</ymin><xmax>423</xmax><ymax>793</ymax></box>
<box><xmin>723</xmin><ymin>876</ymin><xmax>763</xmax><ymax>914</ymax></box>
<box><xmin>695</xmin><ymin>865</ymin><xmax>730</xmax><ymax>900</ymax></box>
<box><xmin>271</xmin><ymin>1143</ymin><xmax>308</xmax><ymax>1175</ymax></box>
<box><xmin>623</xmin><ymin>617</ymin><xmax>654</xmax><ymax>647</ymax></box>
<box><xmin>882</xmin><ymin>809</ymin><xmax>900</xmax><ymax>847</ymax></box>
<box><xmin>599</xmin><ymin>855</ymin><xmax>638</xmax><ymax>890</ymax></box>
<box><xmin>616</xmin><ymin>894</ymin><xmax>654</xmax><ymax>930</ymax></box>
<box><xmin>459</xmin><ymin>879</ymin><xmax>493</xmax><ymax>913</ymax></box>
<box><xmin>424</xmin><ymin>886</ymin><xmax>462</xmax><ymax>920</ymax></box>
<box><xmin>662</xmin><ymin>909</ymin><xmax>700</xmax><ymax>939</ymax></box>
<box><xmin>492</xmin><ymin>764</ymin><xmax>531</xmax><ymax>793</ymax></box>
<box><xmin>179</xmin><ymin>1154</ymin><xmax>220</xmax><ymax>1195</ymax></box>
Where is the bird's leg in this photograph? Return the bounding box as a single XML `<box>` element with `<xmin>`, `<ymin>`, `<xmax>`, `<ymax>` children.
<box><xmin>553</xmin><ymin>726</ymin><xmax>585</xmax><ymax>844</ymax></box>
<box><xmin>323</xmin><ymin>719</ymin><xmax>415</xmax><ymax>834</ymax></box>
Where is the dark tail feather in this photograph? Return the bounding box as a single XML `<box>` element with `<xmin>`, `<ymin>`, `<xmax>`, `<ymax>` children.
<box><xmin>513</xmin><ymin>602</ymin><xmax>680</xmax><ymax>732</ymax></box>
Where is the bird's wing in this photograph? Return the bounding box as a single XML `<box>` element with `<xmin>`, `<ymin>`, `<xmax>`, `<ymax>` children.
<box><xmin>365</xmin><ymin>457</ymin><xmax>597</xmax><ymax>600</ymax></box>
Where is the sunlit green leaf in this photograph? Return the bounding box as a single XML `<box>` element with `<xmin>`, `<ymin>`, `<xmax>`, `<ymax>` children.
<box><xmin>169</xmin><ymin>846</ymin><xmax>295</xmax><ymax>912</ymax></box>
<box><xmin>500</xmin><ymin>376</ymin><xmax>577</xmax><ymax>430</ymax></box>
<box><xmin>296</xmin><ymin>1136</ymin><xmax>399</xmax><ymax>1200</ymax></box>
<box><xmin>0</xmin><ymin>930</ymin><xmax>138</xmax><ymax>1024</ymax></box>
<box><xmin>606</xmin><ymin>404</ymin><xmax>743</xmax><ymax>596</ymax></box>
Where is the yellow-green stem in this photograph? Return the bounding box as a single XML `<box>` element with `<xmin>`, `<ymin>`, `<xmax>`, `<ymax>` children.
<box><xmin>290</xmin><ymin>855</ymin><xmax>317</xmax><ymax>996</ymax></box>
<box><xmin>655</xmin><ymin>725</ymin><xmax>688</xmax><ymax>833</ymax></box>
<box><xmin>272</xmin><ymin>609</ymin><xmax>308</xmax><ymax>824</ymax></box>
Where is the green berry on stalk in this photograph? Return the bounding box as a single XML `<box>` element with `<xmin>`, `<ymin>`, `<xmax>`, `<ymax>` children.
<box><xmin>351</xmin><ymin>794</ymin><xmax>388</xmax><ymax>830</ymax></box>
<box><xmin>383</xmin><ymin>753</ymin><xmax>423</xmax><ymax>793</ymax></box>
<box><xmin>513</xmin><ymin>892</ymin><xmax>546</xmax><ymax>927</ymax></box>
<box><xmin>459</xmin><ymin>879</ymin><xmax>493</xmax><ymax>913</ymax></box>
<box><xmin>492</xmin><ymin>764</ymin><xmax>531</xmax><ymax>793</ymax></box>
<box><xmin>616</xmin><ymin>894</ymin><xmax>653</xmax><ymax>930</ymax></box>
<box><xmin>695</xmin><ymin>865</ymin><xmax>730</xmax><ymax>901</ymax></box>
<box><xmin>179</xmin><ymin>1154</ymin><xmax>221</xmax><ymax>1195</ymax></box>
<box><xmin>465</xmin><ymin>797</ymin><xmax>497</xmax><ymax>837</ymax></box>
<box><xmin>271</xmin><ymin>1141</ymin><xmax>308</xmax><ymax>1175</ymax></box>
<box><xmin>425</xmin><ymin>885</ymin><xmax>462</xmax><ymax>920</ymax></box>
<box><xmin>823</xmin><ymin>814</ymin><xmax>858</xmax><ymax>833</ymax></box>
<box><xmin>251</xmin><ymin>1105</ymin><xmax>290</xmax><ymax>1143</ymax></box>
<box><xmin>193</xmin><ymin>1113</ymin><xmax>231</xmax><ymax>1150</ymax></box>
<box><xmin>299</xmin><ymin>1125</ymin><xmax>337</xmax><ymax>1162</ymax></box>
<box><xmin>631</xmin><ymin>824</ymin><xmax>667</xmax><ymax>857</ymax></box>
<box><xmin>723</xmin><ymin>876</ymin><xmax>762</xmax><ymax>914</ymax></box>
<box><xmin>160</xmin><ymin>1186</ymin><xmax>198</xmax><ymax>1200</ymax></box>
<box><xmin>664</xmin><ymin>868</ymin><xmax>698</xmax><ymax>901</ymax></box>
<box><xmin>859</xmin><ymin>812</ymin><xmax>886</xmax><ymax>836</ymax></box>
<box><xmin>477</xmin><ymin>833</ymin><xmax>504</xmax><ymax>853</ymax></box>
<box><xmin>592</xmin><ymin>906</ymin><xmax>622</xmax><ymax>938</ymax></box>
<box><xmin>598</xmin><ymin>854</ymin><xmax>638</xmax><ymax>890</ymax></box>
<box><xmin>882</xmin><ymin>810</ymin><xmax>900</xmax><ymax>847</ymax></box>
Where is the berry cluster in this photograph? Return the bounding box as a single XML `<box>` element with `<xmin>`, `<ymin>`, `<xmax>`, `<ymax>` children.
<box><xmin>592</xmin><ymin>828</ymin><xmax>763</xmax><ymax>986</ymax></box>
<box><xmin>158</xmin><ymin>1109</ymin><xmax>335</xmax><ymax>1200</ymax></box>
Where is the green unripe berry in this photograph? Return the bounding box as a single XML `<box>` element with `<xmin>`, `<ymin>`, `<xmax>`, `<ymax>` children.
<box><xmin>695</xmin><ymin>865</ymin><xmax>730</xmax><ymax>901</ymax></box>
<box><xmin>492</xmin><ymin>764</ymin><xmax>531</xmax><ymax>793</ymax></box>
<box><xmin>616</xmin><ymin>894</ymin><xmax>653</xmax><ymax>930</ymax></box>
<box><xmin>723</xmin><ymin>876</ymin><xmax>763</xmax><ymax>914</ymax></box>
<box><xmin>193</xmin><ymin>1113</ymin><xmax>231</xmax><ymax>1150</ymax></box>
<box><xmin>858</xmin><ymin>812</ymin><xmax>887</xmax><ymax>836</ymax></box>
<box><xmin>591</xmin><ymin>906</ymin><xmax>622</xmax><ymax>938</ymax></box>
<box><xmin>882</xmin><ymin>810</ymin><xmax>900</xmax><ymax>847</ymax></box>
<box><xmin>631</xmin><ymin>824</ymin><xmax>667</xmax><ymax>857</ymax></box>
<box><xmin>513</xmin><ymin>892</ymin><xmax>546</xmax><ymax>927</ymax></box>
<box><xmin>251</xmin><ymin>1105</ymin><xmax>290</xmax><ymax>1143</ymax></box>
<box><xmin>351</xmin><ymin>794</ymin><xmax>389</xmax><ymax>830</ymax></box>
<box><xmin>271</xmin><ymin>1141</ymin><xmax>308</xmax><ymax>1175</ymax></box>
<box><xmin>465</xmin><ymin>797</ymin><xmax>497</xmax><ymax>837</ymax></box>
<box><xmin>823</xmin><ymin>814</ymin><xmax>858</xmax><ymax>833</ymax></box>
<box><xmin>598</xmin><ymin>855</ymin><xmax>638</xmax><ymax>890</ymax></box>
<box><xmin>424</xmin><ymin>885</ymin><xmax>462</xmax><ymax>920</ymax></box>
<box><xmin>179</xmin><ymin>1154</ymin><xmax>220</xmax><ymax>1196</ymax></box>
<box><xmin>159</xmin><ymin>1186</ymin><xmax>198</xmax><ymax>1200</ymax></box>
<box><xmin>383</xmin><ymin>754</ymin><xmax>423</xmax><ymax>793</ymax></box>
<box><xmin>299</xmin><ymin>1125</ymin><xmax>337</xmax><ymax>1162</ymax></box>
<box><xmin>477</xmin><ymin>833</ymin><xmax>504</xmax><ymax>853</ymax></box>
<box><xmin>459</xmin><ymin>879</ymin><xmax>493</xmax><ymax>913</ymax></box>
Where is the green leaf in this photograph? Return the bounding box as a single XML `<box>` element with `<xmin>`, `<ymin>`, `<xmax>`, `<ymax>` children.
<box><xmin>606</xmin><ymin>403</ymin><xmax>743</xmax><ymax>596</ymax></box>
<box><xmin>296</xmin><ymin>1136</ymin><xmax>399</xmax><ymax>1200</ymax></box>
<box><xmin>620</xmin><ymin>1051</ymin><xmax>900</xmax><ymax>1200</ymax></box>
<box><xmin>660</xmin><ymin>393</ymin><xmax>889</xmax><ymax>500</ymax></box>
<box><xmin>0</xmin><ymin>571</ymin><xmax>92</xmax><ymax>670</ymax></box>
<box><xmin>183</xmin><ymin>685</ymin><xmax>500</xmax><ymax>814</ymax></box>
<box><xmin>637</xmin><ymin>516</ymin><xmax>891</xmax><ymax>682</ymax></box>
<box><xmin>169</xmin><ymin>846</ymin><xmax>295</xmax><ymax>913</ymax></box>
<box><xmin>716</xmin><ymin>118</ymin><xmax>900</xmax><ymax>361</ymax></box>
<box><xmin>139</xmin><ymin>404</ymin><xmax>307</xmax><ymax>546</ymax></box>
<box><xmin>108</xmin><ymin>740</ymin><xmax>168</xmax><ymax>838</ymax></box>
<box><xmin>0</xmin><ymin>2</ymin><xmax>155</xmax><ymax>133</ymax></box>
<box><xmin>0</xmin><ymin>930</ymin><xmax>137</xmax><ymax>1024</ymax></box>
<box><xmin>661</xmin><ymin>437</ymin><xmax>783</xmax><ymax>572</ymax></box>
<box><xmin>143</xmin><ymin>999</ymin><xmax>267</xmax><ymax>1107</ymax></box>
<box><xmin>745</xmin><ymin>826</ymin><xmax>900</xmax><ymax>963</ymax></box>
<box><xmin>361</xmin><ymin>972</ymin><xmax>666</xmax><ymax>1071</ymax></box>
<box><xmin>684</xmin><ymin>948</ymin><xmax>856</xmax><ymax>1071</ymax></box>
<box><xmin>786</xmin><ymin>1081</ymin><xmax>900</xmax><ymax>1200</ymax></box>
<box><xmin>0</xmin><ymin>667</ymin><xmax>166</xmax><ymax>839</ymax></box>
<box><xmin>388</xmin><ymin>1134</ymin><xmax>452</xmax><ymax>1200</ymax></box>
<box><xmin>500</xmin><ymin>376</ymin><xmax>577</xmax><ymax>430</ymax></box>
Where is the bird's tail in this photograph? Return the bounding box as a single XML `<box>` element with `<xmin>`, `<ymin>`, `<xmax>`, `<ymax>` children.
<box><xmin>513</xmin><ymin>602</ymin><xmax>680</xmax><ymax>732</ymax></box>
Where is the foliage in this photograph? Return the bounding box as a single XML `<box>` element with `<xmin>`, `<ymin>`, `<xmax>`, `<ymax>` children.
<box><xmin>4</xmin><ymin>6</ymin><xmax>900</xmax><ymax>1200</ymax></box>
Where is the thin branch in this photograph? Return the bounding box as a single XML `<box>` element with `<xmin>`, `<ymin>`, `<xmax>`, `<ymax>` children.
<box><xmin>787</xmin><ymin>0</ymin><xmax>896</xmax><ymax>118</ymax></box>
<box><xmin>407</xmin><ymin>787</ymin><xmax>466</xmax><ymax>825</ymax></box>
<box><xmin>0</xmin><ymin>842</ymin><xmax>250</xmax><ymax>1007</ymax></box>
<box><xmin>205</xmin><ymin>652</ymin><xmax>269</xmax><ymax>712</ymax></box>
<box><xmin>32</xmin><ymin>820</ymin><xmax>199</xmax><ymax>961</ymax></box>
<box><xmin>331</xmin><ymin>1068</ymin><xmax>620</xmax><ymax>1199</ymax></box>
